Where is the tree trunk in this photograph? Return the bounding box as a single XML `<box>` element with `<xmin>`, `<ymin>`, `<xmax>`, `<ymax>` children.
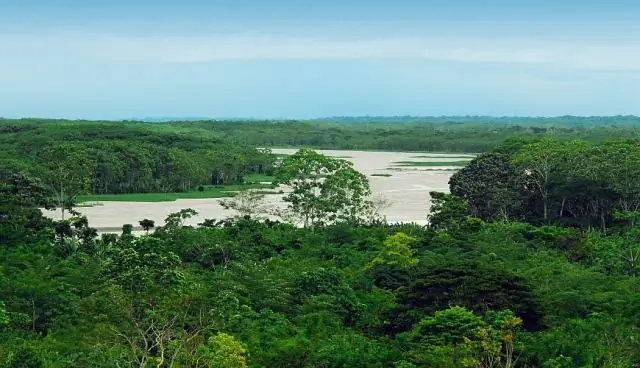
<box><xmin>31</xmin><ymin>299</ymin><xmax>36</xmax><ymax>331</ymax></box>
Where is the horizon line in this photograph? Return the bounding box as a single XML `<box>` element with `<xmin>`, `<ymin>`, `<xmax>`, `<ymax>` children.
<box><xmin>2</xmin><ymin>114</ymin><xmax>640</xmax><ymax>122</ymax></box>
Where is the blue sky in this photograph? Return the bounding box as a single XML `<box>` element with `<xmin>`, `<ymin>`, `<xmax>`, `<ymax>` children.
<box><xmin>1</xmin><ymin>0</ymin><xmax>639</xmax><ymax>119</ymax></box>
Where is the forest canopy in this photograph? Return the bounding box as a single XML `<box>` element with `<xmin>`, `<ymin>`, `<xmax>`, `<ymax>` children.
<box><xmin>3</xmin><ymin>115</ymin><xmax>640</xmax><ymax>154</ymax></box>
<box><xmin>0</xmin><ymin>120</ymin><xmax>275</xmax><ymax>215</ymax></box>
<box><xmin>2</xmin><ymin>118</ymin><xmax>640</xmax><ymax>367</ymax></box>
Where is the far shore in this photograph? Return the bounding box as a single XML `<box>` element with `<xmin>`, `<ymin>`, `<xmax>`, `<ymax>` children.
<box><xmin>42</xmin><ymin>149</ymin><xmax>459</xmax><ymax>230</ymax></box>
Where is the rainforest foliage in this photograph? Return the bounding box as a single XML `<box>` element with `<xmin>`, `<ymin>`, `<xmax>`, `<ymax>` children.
<box><xmin>0</xmin><ymin>119</ymin><xmax>276</xmax><ymax>197</ymax></box>
<box><xmin>450</xmin><ymin>138</ymin><xmax>640</xmax><ymax>229</ymax></box>
<box><xmin>183</xmin><ymin>116</ymin><xmax>640</xmax><ymax>152</ymax></box>
<box><xmin>2</xmin><ymin>118</ymin><xmax>640</xmax><ymax>366</ymax></box>
<box><xmin>3</xmin><ymin>116</ymin><xmax>640</xmax><ymax>158</ymax></box>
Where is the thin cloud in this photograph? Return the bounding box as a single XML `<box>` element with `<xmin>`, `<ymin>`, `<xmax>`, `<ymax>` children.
<box><xmin>2</xmin><ymin>33</ymin><xmax>640</xmax><ymax>71</ymax></box>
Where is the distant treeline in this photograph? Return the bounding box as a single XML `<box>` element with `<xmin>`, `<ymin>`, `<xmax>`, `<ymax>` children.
<box><xmin>3</xmin><ymin>116</ymin><xmax>640</xmax><ymax>155</ymax></box>
<box><xmin>2</xmin><ymin>116</ymin><xmax>640</xmax><ymax>198</ymax></box>
<box><xmin>0</xmin><ymin>120</ymin><xmax>275</xmax><ymax>195</ymax></box>
<box><xmin>132</xmin><ymin>114</ymin><xmax>640</xmax><ymax>126</ymax></box>
<box><xmin>179</xmin><ymin>116</ymin><xmax>640</xmax><ymax>152</ymax></box>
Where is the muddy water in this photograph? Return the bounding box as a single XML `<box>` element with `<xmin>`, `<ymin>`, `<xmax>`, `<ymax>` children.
<box><xmin>41</xmin><ymin>149</ymin><xmax>469</xmax><ymax>232</ymax></box>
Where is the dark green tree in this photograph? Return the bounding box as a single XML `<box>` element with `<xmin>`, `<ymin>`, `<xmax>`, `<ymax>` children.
<box><xmin>139</xmin><ymin>218</ymin><xmax>155</xmax><ymax>234</ymax></box>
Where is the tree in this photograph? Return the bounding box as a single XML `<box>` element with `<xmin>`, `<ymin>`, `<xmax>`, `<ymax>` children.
<box><xmin>427</xmin><ymin>192</ymin><xmax>473</xmax><ymax>233</ymax></box>
<box><xmin>587</xmin><ymin>211</ymin><xmax>640</xmax><ymax>276</ymax></box>
<box><xmin>462</xmin><ymin>310</ymin><xmax>523</xmax><ymax>368</ymax></box>
<box><xmin>139</xmin><ymin>219</ymin><xmax>155</xmax><ymax>235</ymax></box>
<box><xmin>0</xmin><ymin>172</ymin><xmax>52</xmax><ymax>209</ymax></box>
<box><xmin>512</xmin><ymin>139</ymin><xmax>564</xmax><ymax>222</ymax></box>
<box><xmin>449</xmin><ymin>153</ymin><xmax>521</xmax><ymax>221</ymax></box>
<box><xmin>594</xmin><ymin>141</ymin><xmax>640</xmax><ymax>221</ymax></box>
<box><xmin>274</xmin><ymin>149</ymin><xmax>373</xmax><ymax>227</ymax></box>
<box><xmin>39</xmin><ymin>144</ymin><xmax>92</xmax><ymax>220</ymax></box>
<box><xmin>363</xmin><ymin>194</ymin><xmax>392</xmax><ymax>224</ymax></box>
<box><xmin>218</xmin><ymin>189</ymin><xmax>275</xmax><ymax>219</ymax></box>
<box><xmin>195</xmin><ymin>333</ymin><xmax>248</xmax><ymax>368</ymax></box>
<box><xmin>100</xmin><ymin>237</ymin><xmax>213</xmax><ymax>367</ymax></box>
<box><xmin>166</xmin><ymin>147</ymin><xmax>202</xmax><ymax>192</ymax></box>
<box><xmin>0</xmin><ymin>171</ymin><xmax>53</xmax><ymax>244</ymax></box>
<box><xmin>402</xmin><ymin>307</ymin><xmax>523</xmax><ymax>368</ymax></box>
<box><xmin>550</xmin><ymin>140</ymin><xmax>607</xmax><ymax>228</ymax></box>
<box><xmin>366</xmin><ymin>232</ymin><xmax>419</xmax><ymax>288</ymax></box>
<box><xmin>163</xmin><ymin>208</ymin><xmax>198</xmax><ymax>230</ymax></box>
<box><xmin>5</xmin><ymin>344</ymin><xmax>45</xmax><ymax>368</ymax></box>
<box><xmin>389</xmin><ymin>262</ymin><xmax>542</xmax><ymax>334</ymax></box>
<box><xmin>410</xmin><ymin>306</ymin><xmax>486</xmax><ymax>347</ymax></box>
<box><xmin>366</xmin><ymin>232</ymin><xmax>419</xmax><ymax>271</ymax></box>
<box><xmin>53</xmin><ymin>220</ymin><xmax>73</xmax><ymax>246</ymax></box>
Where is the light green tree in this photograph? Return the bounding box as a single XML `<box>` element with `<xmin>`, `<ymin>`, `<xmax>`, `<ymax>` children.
<box><xmin>196</xmin><ymin>332</ymin><xmax>248</xmax><ymax>368</ymax></box>
<box><xmin>462</xmin><ymin>310</ymin><xmax>523</xmax><ymax>368</ymax></box>
<box><xmin>274</xmin><ymin>149</ymin><xmax>373</xmax><ymax>227</ymax></box>
<box><xmin>366</xmin><ymin>232</ymin><xmax>419</xmax><ymax>271</ymax></box>
<box><xmin>598</xmin><ymin>141</ymin><xmax>640</xmax><ymax>213</ymax></box>
<box><xmin>404</xmin><ymin>306</ymin><xmax>523</xmax><ymax>368</ymax></box>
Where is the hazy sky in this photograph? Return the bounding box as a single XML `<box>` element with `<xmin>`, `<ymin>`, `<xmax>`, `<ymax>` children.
<box><xmin>1</xmin><ymin>0</ymin><xmax>639</xmax><ymax>119</ymax></box>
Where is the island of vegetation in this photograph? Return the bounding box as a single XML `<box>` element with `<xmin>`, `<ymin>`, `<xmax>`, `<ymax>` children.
<box><xmin>2</xmin><ymin>116</ymin><xmax>640</xmax><ymax>367</ymax></box>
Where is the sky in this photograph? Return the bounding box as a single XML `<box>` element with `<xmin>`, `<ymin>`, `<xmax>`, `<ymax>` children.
<box><xmin>1</xmin><ymin>0</ymin><xmax>639</xmax><ymax>119</ymax></box>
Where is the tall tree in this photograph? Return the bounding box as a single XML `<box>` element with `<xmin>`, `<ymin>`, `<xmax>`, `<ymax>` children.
<box><xmin>274</xmin><ymin>149</ymin><xmax>373</xmax><ymax>227</ymax></box>
<box><xmin>0</xmin><ymin>171</ymin><xmax>53</xmax><ymax>243</ymax></box>
<box><xmin>218</xmin><ymin>189</ymin><xmax>276</xmax><ymax>219</ymax></box>
<box><xmin>449</xmin><ymin>153</ymin><xmax>521</xmax><ymax>221</ymax></box>
<box><xmin>599</xmin><ymin>141</ymin><xmax>640</xmax><ymax>213</ymax></box>
<box><xmin>39</xmin><ymin>145</ymin><xmax>92</xmax><ymax>220</ymax></box>
<box><xmin>512</xmin><ymin>139</ymin><xmax>563</xmax><ymax>222</ymax></box>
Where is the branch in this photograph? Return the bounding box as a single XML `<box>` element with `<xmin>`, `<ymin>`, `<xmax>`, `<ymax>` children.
<box><xmin>110</xmin><ymin>326</ymin><xmax>146</xmax><ymax>367</ymax></box>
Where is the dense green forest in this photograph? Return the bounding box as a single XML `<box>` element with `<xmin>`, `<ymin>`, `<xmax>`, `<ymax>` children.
<box><xmin>182</xmin><ymin>116</ymin><xmax>640</xmax><ymax>152</ymax></box>
<box><xmin>7</xmin><ymin>116</ymin><xmax>640</xmax><ymax>211</ymax></box>
<box><xmin>2</xmin><ymin>122</ymin><xmax>640</xmax><ymax>366</ymax></box>
<box><xmin>0</xmin><ymin>120</ymin><xmax>276</xmax><ymax>215</ymax></box>
<box><xmin>3</xmin><ymin>116</ymin><xmax>640</xmax><ymax>158</ymax></box>
<box><xmin>0</xmin><ymin>120</ymin><xmax>275</xmax><ymax>193</ymax></box>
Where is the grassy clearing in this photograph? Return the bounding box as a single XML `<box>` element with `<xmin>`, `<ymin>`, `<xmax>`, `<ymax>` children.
<box><xmin>244</xmin><ymin>173</ymin><xmax>276</xmax><ymax>183</ymax></box>
<box><xmin>77</xmin><ymin>182</ymin><xmax>276</xmax><ymax>203</ymax></box>
<box><xmin>371</xmin><ymin>173</ymin><xmax>392</xmax><ymax>177</ymax></box>
<box><xmin>392</xmin><ymin>160</ymin><xmax>471</xmax><ymax>167</ymax></box>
